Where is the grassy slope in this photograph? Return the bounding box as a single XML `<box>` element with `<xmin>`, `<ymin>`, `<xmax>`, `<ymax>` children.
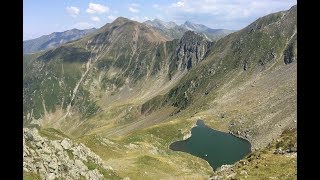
<box><xmin>71</xmin><ymin>7</ymin><xmax>297</xmax><ymax>179</ymax></box>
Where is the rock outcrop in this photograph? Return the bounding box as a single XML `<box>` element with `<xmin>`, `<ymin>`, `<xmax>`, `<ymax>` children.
<box><xmin>23</xmin><ymin>128</ymin><xmax>114</xmax><ymax>179</ymax></box>
<box><xmin>175</xmin><ymin>31</ymin><xmax>212</xmax><ymax>70</ymax></box>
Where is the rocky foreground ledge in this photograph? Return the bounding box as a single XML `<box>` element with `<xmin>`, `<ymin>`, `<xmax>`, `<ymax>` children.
<box><xmin>23</xmin><ymin>128</ymin><xmax>116</xmax><ymax>179</ymax></box>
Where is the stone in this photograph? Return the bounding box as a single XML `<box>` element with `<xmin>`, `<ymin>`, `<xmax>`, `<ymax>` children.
<box><xmin>46</xmin><ymin>173</ymin><xmax>56</xmax><ymax>180</ymax></box>
<box><xmin>74</xmin><ymin>159</ymin><xmax>88</xmax><ymax>172</ymax></box>
<box><xmin>85</xmin><ymin>169</ymin><xmax>103</xmax><ymax>180</ymax></box>
<box><xmin>35</xmin><ymin>141</ymin><xmax>44</xmax><ymax>149</ymax></box>
<box><xmin>42</xmin><ymin>146</ymin><xmax>52</xmax><ymax>154</ymax></box>
<box><xmin>72</xmin><ymin>145</ymin><xmax>88</xmax><ymax>162</ymax></box>
<box><xmin>48</xmin><ymin>159</ymin><xmax>58</xmax><ymax>170</ymax></box>
<box><xmin>288</xmin><ymin>147</ymin><xmax>297</xmax><ymax>153</ymax></box>
<box><xmin>23</xmin><ymin>127</ymin><xmax>115</xmax><ymax>179</ymax></box>
<box><xmin>240</xmin><ymin>170</ymin><xmax>248</xmax><ymax>175</ymax></box>
<box><xmin>51</xmin><ymin>140</ymin><xmax>64</xmax><ymax>151</ymax></box>
<box><xmin>210</xmin><ymin>175</ymin><xmax>223</xmax><ymax>180</ymax></box>
<box><xmin>274</xmin><ymin>148</ymin><xmax>284</xmax><ymax>154</ymax></box>
<box><xmin>61</xmin><ymin>139</ymin><xmax>73</xmax><ymax>150</ymax></box>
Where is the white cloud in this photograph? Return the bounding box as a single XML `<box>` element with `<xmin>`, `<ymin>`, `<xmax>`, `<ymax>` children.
<box><xmin>167</xmin><ymin>0</ymin><xmax>296</xmax><ymax>29</ymax></box>
<box><xmin>72</xmin><ymin>22</ymin><xmax>94</xmax><ymax>29</ymax></box>
<box><xmin>130</xmin><ymin>16</ymin><xmax>150</xmax><ymax>22</ymax></box>
<box><xmin>171</xmin><ymin>1</ymin><xmax>185</xmax><ymax>7</ymax></box>
<box><xmin>129</xmin><ymin>7</ymin><xmax>139</xmax><ymax>13</ymax></box>
<box><xmin>86</xmin><ymin>3</ymin><xmax>109</xmax><ymax>14</ymax></box>
<box><xmin>169</xmin><ymin>0</ymin><xmax>296</xmax><ymax>18</ymax></box>
<box><xmin>91</xmin><ymin>16</ymin><xmax>100</xmax><ymax>22</ymax></box>
<box><xmin>108</xmin><ymin>15</ymin><xmax>116</xmax><ymax>21</ymax></box>
<box><xmin>66</xmin><ymin>6</ymin><xmax>80</xmax><ymax>17</ymax></box>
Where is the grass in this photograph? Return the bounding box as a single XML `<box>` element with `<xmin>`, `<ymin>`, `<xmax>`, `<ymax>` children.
<box><xmin>23</xmin><ymin>172</ymin><xmax>41</xmax><ymax>180</ymax></box>
<box><xmin>82</xmin><ymin>158</ymin><xmax>121</xmax><ymax>179</ymax></box>
<box><xmin>38</xmin><ymin>128</ymin><xmax>70</xmax><ymax>140</ymax></box>
<box><xmin>214</xmin><ymin>128</ymin><xmax>297</xmax><ymax>179</ymax></box>
<box><xmin>66</xmin><ymin>149</ymin><xmax>75</xmax><ymax>160</ymax></box>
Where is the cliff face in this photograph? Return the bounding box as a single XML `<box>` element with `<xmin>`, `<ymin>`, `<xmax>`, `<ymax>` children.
<box><xmin>175</xmin><ymin>31</ymin><xmax>213</xmax><ymax>70</ymax></box>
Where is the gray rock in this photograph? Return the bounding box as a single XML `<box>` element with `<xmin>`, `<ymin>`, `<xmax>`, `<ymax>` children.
<box><xmin>210</xmin><ymin>175</ymin><xmax>223</xmax><ymax>180</ymax></box>
<box><xmin>45</xmin><ymin>172</ymin><xmax>56</xmax><ymax>180</ymax></box>
<box><xmin>23</xmin><ymin>127</ymin><xmax>115</xmax><ymax>179</ymax></box>
<box><xmin>61</xmin><ymin>139</ymin><xmax>73</xmax><ymax>150</ymax></box>
<box><xmin>85</xmin><ymin>169</ymin><xmax>103</xmax><ymax>180</ymax></box>
<box><xmin>75</xmin><ymin>159</ymin><xmax>88</xmax><ymax>172</ymax></box>
<box><xmin>35</xmin><ymin>141</ymin><xmax>44</xmax><ymax>149</ymax></box>
<box><xmin>240</xmin><ymin>170</ymin><xmax>248</xmax><ymax>175</ymax></box>
<box><xmin>51</xmin><ymin>140</ymin><xmax>64</xmax><ymax>151</ymax></box>
<box><xmin>48</xmin><ymin>158</ymin><xmax>58</xmax><ymax>172</ymax></box>
<box><xmin>72</xmin><ymin>145</ymin><xmax>88</xmax><ymax>162</ymax></box>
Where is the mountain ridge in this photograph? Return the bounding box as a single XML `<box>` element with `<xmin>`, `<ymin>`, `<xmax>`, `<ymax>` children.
<box><xmin>23</xmin><ymin>28</ymin><xmax>97</xmax><ymax>53</ymax></box>
<box><xmin>144</xmin><ymin>19</ymin><xmax>235</xmax><ymax>41</ymax></box>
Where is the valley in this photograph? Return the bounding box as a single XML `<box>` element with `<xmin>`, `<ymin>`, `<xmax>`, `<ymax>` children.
<box><xmin>23</xmin><ymin>5</ymin><xmax>297</xmax><ymax>180</ymax></box>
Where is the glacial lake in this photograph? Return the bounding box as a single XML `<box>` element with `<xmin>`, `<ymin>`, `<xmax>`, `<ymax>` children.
<box><xmin>169</xmin><ymin>120</ymin><xmax>251</xmax><ymax>170</ymax></box>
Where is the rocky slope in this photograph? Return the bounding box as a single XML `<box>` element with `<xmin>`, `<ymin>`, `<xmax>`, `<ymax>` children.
<box><xmin>23</xmin><ymin>28</ymin><xmax>96</xmax><ymax>53</ymax></box>
<box><xmin>23</xmin><ymin>128</ymin><xmax>119</xmax><ymax>179</ymax></box>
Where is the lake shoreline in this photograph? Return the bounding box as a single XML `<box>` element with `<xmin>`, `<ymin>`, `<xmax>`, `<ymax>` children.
<box><xmin>169</xmin><ymin>119</ymin><xmax>252</xmax><ymax>171</ymax></box>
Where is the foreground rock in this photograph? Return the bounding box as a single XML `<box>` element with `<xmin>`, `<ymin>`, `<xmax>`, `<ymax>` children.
<box><xmin>23</xmin><ymin>128</ymin><xmax>116</xmax><ymax>179</ymax></box>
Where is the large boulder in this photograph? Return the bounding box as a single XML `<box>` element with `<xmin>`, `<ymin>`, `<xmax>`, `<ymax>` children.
<box><xmin>61</xmin><ymin>138</ymin><xmax>73</xmax><ymax>150</ymax></box>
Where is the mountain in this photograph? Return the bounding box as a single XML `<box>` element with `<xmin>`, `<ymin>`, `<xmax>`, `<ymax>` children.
<box><xmin>144</xmin><ymin>19</ymin><xmax>177</xmax><ymax>29</ymax></box>
<box><xmin>23</xmin><ymin>28</ymin><xmax>97</xmax><ymax>53</ymax></box>
<box><xmin>144</xmin><ymin>19</ymin><xmax>188</xmax><ymax>40</ymax></box>
<box><xmin>144</xmin><ymin>19</ymin><xmax>234</xmax><ymax>41</ymax></box>
<box><xmin>23</xmin><ymin>5</ymin><xmax>296</xmax><ymax>179</ymax></box>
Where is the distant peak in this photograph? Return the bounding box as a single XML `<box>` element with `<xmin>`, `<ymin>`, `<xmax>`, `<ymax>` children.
<box><xmin>184</xmin><ymin>21</ymin><xmax>193</xmax><ymax>25</ymax></box>
<box><xmin>113</xmin><ymin>17</ymin><xmax>131</xmax><ymax>24</ymax></box>
<box><xmin>153</xmin><ymin>18</ymin><xmax>163</xmax><ymax>22</ymax></box>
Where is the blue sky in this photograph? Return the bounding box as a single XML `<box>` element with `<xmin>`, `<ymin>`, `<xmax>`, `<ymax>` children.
<box><xmin>23</xmin><ymin>0</ymin><xmax>297</xmax><ymax>40</ymax></box>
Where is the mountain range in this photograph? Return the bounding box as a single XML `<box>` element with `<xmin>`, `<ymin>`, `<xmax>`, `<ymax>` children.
<box><xmin>23</xmin><ymin>5</ymin><xmax>297</xmax><ymax>179</ymax></box>
<box><xmin>23</xmin><ymin>28</ymin><xmax>97</xmax><ymax>53</ymax></box>
<box><xmin>144</xmin><ymin>19</ymin><xmax>234</xmax><ymax>41</ymax></box>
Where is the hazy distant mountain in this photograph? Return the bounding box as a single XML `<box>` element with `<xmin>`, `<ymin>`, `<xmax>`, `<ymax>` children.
<box><xmin>144</xmin><ymin>19</ymin><xmax>235</xmax><ymax>41</ymax></box>
<box><xmin>23</xmin><ymin>28</ymin><xmax>97</xmax><ymax>53</ymax></box>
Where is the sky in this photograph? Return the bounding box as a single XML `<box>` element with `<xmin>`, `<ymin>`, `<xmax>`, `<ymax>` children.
<box><xmin>23</xmin><ymin>0</ymin><xmax>297</xmax><ymax>40</ymax></box>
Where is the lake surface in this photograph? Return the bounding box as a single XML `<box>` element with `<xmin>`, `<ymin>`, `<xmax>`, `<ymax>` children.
<box><xmin>169</xmin><ymin>120</ymin><xmax>251</xmax><ymax>170</ymax></box>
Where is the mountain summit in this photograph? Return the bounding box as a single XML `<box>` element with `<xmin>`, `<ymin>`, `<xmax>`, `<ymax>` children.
<box><xmin>144</xmin><ymin>19</ymin><xmax>234</xmax><ymax>41</ymax></box>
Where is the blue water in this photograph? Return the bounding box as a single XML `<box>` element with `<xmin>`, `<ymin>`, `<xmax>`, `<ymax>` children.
<box><xmin>169</xmin><ymin>120</ymin><xmax>251</xmax><ymax>170</ymax></box>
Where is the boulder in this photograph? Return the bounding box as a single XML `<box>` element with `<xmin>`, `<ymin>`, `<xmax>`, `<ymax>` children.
<box><xmin>85</xmin><ymin>169</ymin><xmax>103</xmax><ymax>180</ymax></box>
<box><xmin>48</xmin><ymin>158</ymin><xmax>58</xmax><ymax>173</ymax></box>
<box><xmin>74</xmin><ymin>159</ymin><xmax>88</xmax><ymax>172</ymax></box>
<box><xmin>240</xmin><ymin>170</ymin><xmax>248</xmax><ymax>175</ymax></box>
<box><xmin>45</xmin><ymin>172</ymin><xmax>56</xmax><ymax>180</ymax></box>
<box><xmin>51</xmin><ymin>140</ymin><xmax>64</xmax><ymax>152</ymax></box>
<box><xmin>61</xmin><ymin>139</ymin><xmax>73</xmax><ymax>150</ymax></box>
